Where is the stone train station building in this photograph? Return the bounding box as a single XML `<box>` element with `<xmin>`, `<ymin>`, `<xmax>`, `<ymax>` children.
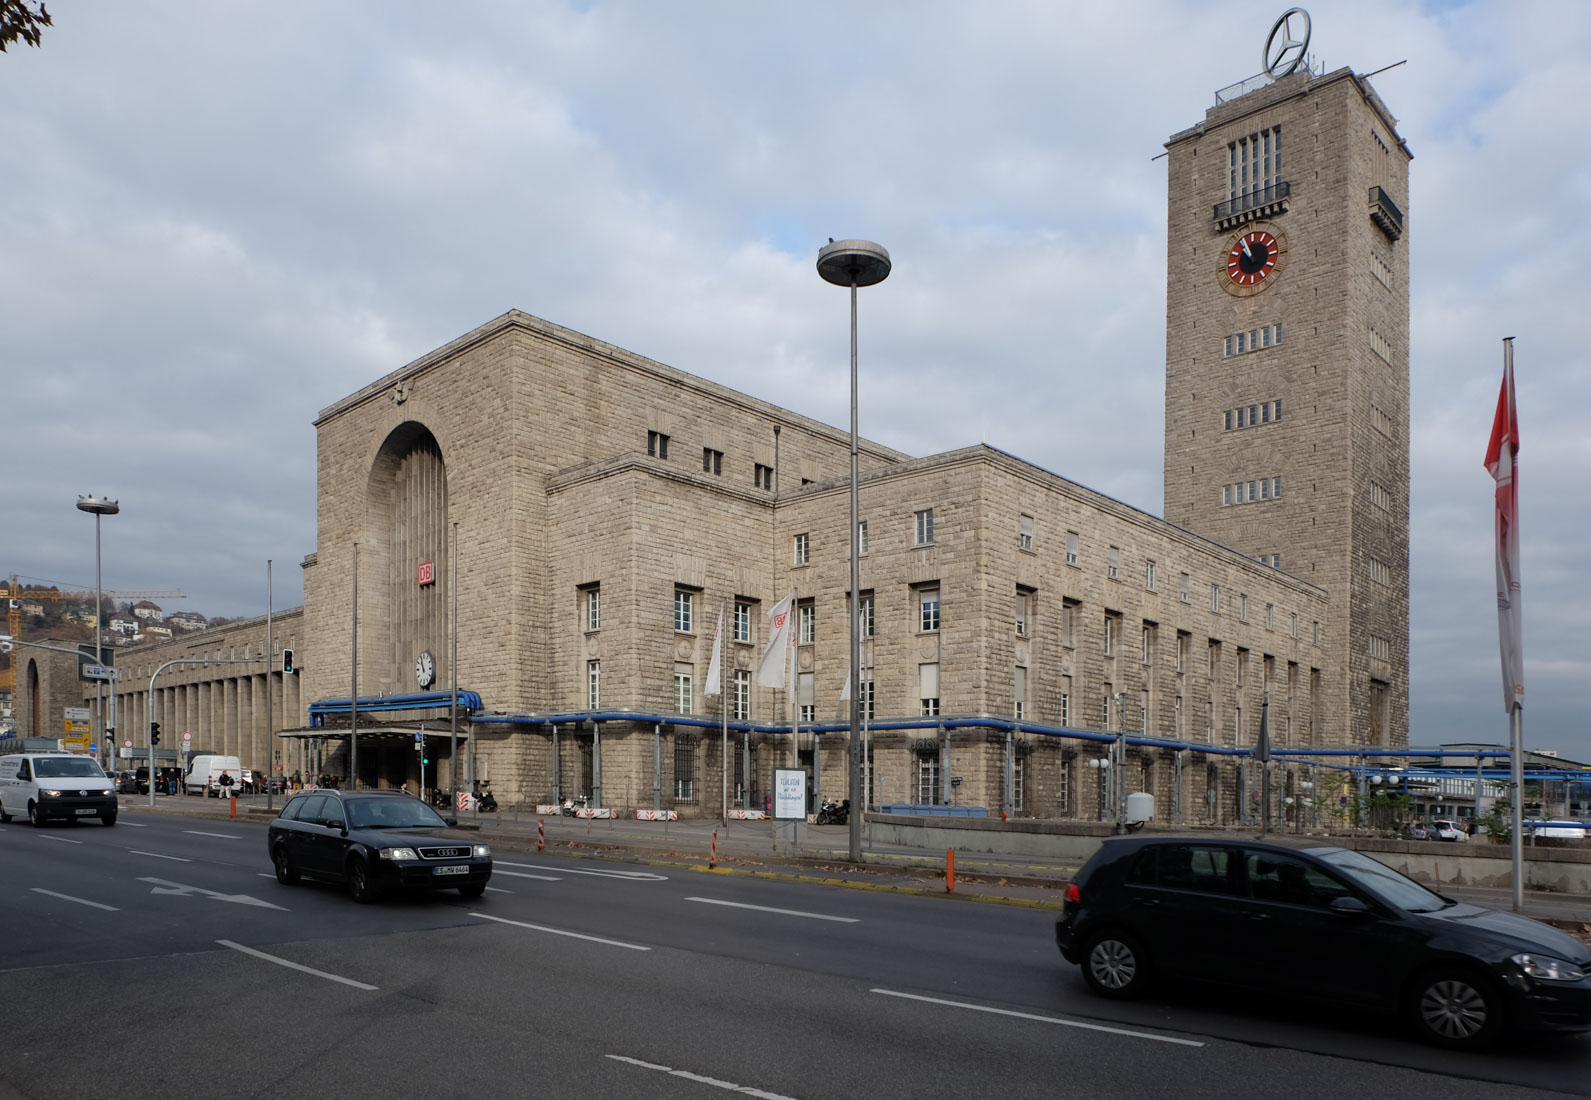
<box><xmin>44</xmin><ymin>61</ymin><xmax>1411</xmax><ymax>823</ymax></box>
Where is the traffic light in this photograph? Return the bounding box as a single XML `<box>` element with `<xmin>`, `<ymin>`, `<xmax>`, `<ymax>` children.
<box><xmin>281</xmin><ymin>648</ymin><xmax>294</xmax><ymax>674</ymax></box>
<box><xmin>150</xmin><ymin>722</ymin><xmax>161</xmax><ymax>747</ymax></box>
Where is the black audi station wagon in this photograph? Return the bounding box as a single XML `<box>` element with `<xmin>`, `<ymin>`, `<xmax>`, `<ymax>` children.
<box><xmin>267</xmin><ymin>788</ymin><xmax>492</xmax><ymax>903</ymax></box>
<box><xmin>1056</xmin><ymin>835</ymin><xmax>1591</xmax><ymax>1050</ymax></box>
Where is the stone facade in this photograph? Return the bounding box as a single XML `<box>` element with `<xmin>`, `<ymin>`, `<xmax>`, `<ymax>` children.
<box><xmin>1163</xmin><ymin>68</ymin><xmax>1411</xmax><ymax>748</ymax></box>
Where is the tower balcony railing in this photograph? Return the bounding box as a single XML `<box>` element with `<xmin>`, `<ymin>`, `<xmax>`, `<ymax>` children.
<box><xmin>1213</xmin><ymin>181</ymin><xmax>1290</xmax><ymax>230</ymax></box>
<box><xmin>1369</xmin><ymin>185</ymin><xmax>1403</xmax><ymax>241</ymax></box>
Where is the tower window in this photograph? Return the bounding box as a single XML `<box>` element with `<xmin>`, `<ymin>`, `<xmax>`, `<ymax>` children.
<box><xmin>647</xmin><ymin>431</ymin><xmax>670</xmax><ymax>459</ymax></box>
<box><xmin>914</xmin><ymin>508</ymin><xmax>935</xmax><ymax>546</ymax></box>
<box><xmin>754</xmin><ymin>463</ymin><xmax>773</xmax><ymax>490</ymax></box>
<box><xmin>702</xmin><ymin>448</ymin><xmax>723</xmax><ymax>475</ymax></box>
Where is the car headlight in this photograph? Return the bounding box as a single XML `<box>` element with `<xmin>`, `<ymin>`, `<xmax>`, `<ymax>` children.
<box><xmin>473</xmin><ymin>844</ymin><xmax>491</xmax><ymax>858</ymax></box>
<box><xmin>1512</xmin><ymin>953</ymin><xmax>1587</xmax><ymax>982</ymax></box>
<box><xmin>42</xmin><ymin>789</ymin><xmax>62</xmax><ymax>798</ymax></box>
<box><xmin>379</xmin><ymin>847</ymin><xmax>419</xmax><ymax>861</ymax></box>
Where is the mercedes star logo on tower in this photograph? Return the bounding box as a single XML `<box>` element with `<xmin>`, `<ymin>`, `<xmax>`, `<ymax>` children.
<box><xmin>1264</xmin><ymin>7</ymin><xmax>1311</xmax><ymax>79</ymax></box>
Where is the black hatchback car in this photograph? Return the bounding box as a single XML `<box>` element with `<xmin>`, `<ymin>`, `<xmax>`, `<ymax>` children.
<box><xmin>1056</xmin><ymin>836</ymin><xmax>1591</xmax><ymax>1050</ymax></box>
<box><xmin>267</xmin><ymin>789</ymin><xmax>492</xmax><ymax>903</ymax></box>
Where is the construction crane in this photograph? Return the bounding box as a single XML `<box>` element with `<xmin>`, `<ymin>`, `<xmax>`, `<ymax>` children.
<box><xmin>0</xmin><ymin>575</ymin><xmax>186</xmax><ymax>694</ymax></box>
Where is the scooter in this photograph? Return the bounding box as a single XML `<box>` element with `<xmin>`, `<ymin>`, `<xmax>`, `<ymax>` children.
<box><xmin>816</xmin><ymin>797</ymin><xmax>850</xmax><ymax>825</ymax></box>
<box><xmin>560</xmin><ymin>794</ymin><xmax>590</xmax><ymax>816</ymax></box>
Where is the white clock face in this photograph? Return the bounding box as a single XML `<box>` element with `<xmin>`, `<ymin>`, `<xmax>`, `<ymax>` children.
<box><xmin>416</xmin><ymin>651</ymin><xmax>436</xmax><ymax>688</ymax></box>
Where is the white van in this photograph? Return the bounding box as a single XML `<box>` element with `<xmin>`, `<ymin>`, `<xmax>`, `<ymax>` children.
<box><xmin>0</xmin><ymin>752</ymin><xmax>118</xmax><ymax>826</ymax></box>
<box><xmin>186</xmin><ymin>754</ymin><xmax>244</xmax><ymax>797</ymax></box>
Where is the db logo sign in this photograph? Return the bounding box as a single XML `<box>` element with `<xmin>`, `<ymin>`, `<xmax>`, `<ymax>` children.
<box><xmin>417</xmin><ymin>560</ymin><xmax>435</xmax><ymax>587</ymax></box>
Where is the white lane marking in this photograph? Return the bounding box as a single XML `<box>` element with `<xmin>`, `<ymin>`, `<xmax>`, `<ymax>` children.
<box><xmin>870</xmin><ymin>989</ymin><xmax>1205</xmax><ymax>1048</ymax></box>
<box><xmin>140</xmin><ymin>877</ymin><xmax>287</xmax><ymax>910</ymax></box>
<box><xmin>185</xmin><ymin>830</ymin><xmax>242</xmax><ymax>840</ymax></box>
<box><xmin>217</xmin><ymin>940</ymin><xmax>377</xmax><ymax>990</ymax></box>
<box><xmin>31</xmin><ymin>888</ymin><xmax>118</xmax><ymax>912</ymax></box>
<box><xmin>685</xmin><ymin>897</ymin><xmax>858</xmax><ymax>923</ymax></box>
<box><xmin>484</xmin><ymin>886</ymin><xmax>513</xmax><ymax>894</ymax></box>
<box><xmin>35</xmin><ymin>835</ymin><xmax>83</xmax><ymax>844</ymax></box>
<box><xmin>471</xmin><ymin>912</ymin><xmax>650</xmax><ymax>951</ymax></box>
<box><xmin>119</xmin><ymin>822</ymin><xmax>148</xmax><ymax>827</ymax></box>
<box><xmin>130</xmin><ymin>850</ymin><xmax>191</xmax><ymax>862</ymax></box>
<box><xmin>491</xmin><ymin>870</ymin><xmax>563</xmax><ymax>881</ymax></box>
<box><xmin>606</xmin><ymin>1055</ymin><xmax>799</xmax><ymax>1100</ymax></box>
<box><xmin>497</xmin><ymin>861</ymin><xmax>666</xmax><ymax>881</ymax></box>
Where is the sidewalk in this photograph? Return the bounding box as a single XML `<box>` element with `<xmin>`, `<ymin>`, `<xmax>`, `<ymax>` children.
<box><xmin>118</xmin><ymin>792</ymin><xmax>1591</xmax><ymax>924</ymax></box>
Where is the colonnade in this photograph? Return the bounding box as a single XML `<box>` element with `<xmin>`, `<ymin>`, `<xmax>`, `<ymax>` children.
<box><xmin>105</xmin><ymin>669</ymin><xmax>304</xmax><ymax>779</ymax></box>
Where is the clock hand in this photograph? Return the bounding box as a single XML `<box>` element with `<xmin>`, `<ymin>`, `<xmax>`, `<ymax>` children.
<box><xmin>1241</xmin><ymin>238</ymin><xmax>1253</xmax><ymax>261</ymax></box>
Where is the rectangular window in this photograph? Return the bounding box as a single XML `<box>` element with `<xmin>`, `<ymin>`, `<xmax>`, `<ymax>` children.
<box><xmin>1141</xmin><ymin>625</ymin><xmax>1152</xmax><ymax>665</ymax></box>
<box><xmin>1179</xmin><ymin>572</ymin><xmax>1190</xmax><ymax>603</ymax></box>
<box><xmin>1274</xmin><ymin>322</ymin><xmax>1284</xmax><ymax>345</ymax></box>
<box><xmin>1313</xmin><ymin>621</ymin><xmax>1322</xmax><ymax>646</ymax></box>
<box><xmin>1012</xmin><ymin>756</ymin><xmax>1025</xmax><ymax>812</ymax></box>
<box><xmin>647</xmin><ymin>430</ymin><xmax>670</xmax><ymax>459</ymax></box>
<box><xmin>1145</xmin><ymin>560</ymin><xmax>1156</xmax><ymax>590</ymax></box>
<box><xmin>754</xmin><ymin>463</ymin><xmax>773</xmax><ymax>490</ymax></box>
<box><xmin>917</xmin><ymin>754</ymin><xmax>941</xmax><ymax>804</ymax></box>
<box><xmin>1236</xmin><ymin>649</ymin><xmax>1247</xmax><ymax>687</ymax></box>
<box><xmin>734</xmin><ymin>601</ymin><xmax>752</xmax><ymax>644</ymax></box>
<box><xmin>1290</xmin><ymin>613</ymin><xmax>1299</xmax><ymax>639</ymax></box>
<box><xmin>1014</xmin><ymin>666</ymin><xmax>1027</xmax><ymax>720</ymax></box>
<box><xmin>1274</xmin><ymin>476</ymin><xmax>1283</xmax><ymax>499</ymax></box>
<box><xmin>1274</xmin><ymin>398</ymin><xmax>1283</xmax><ymax>421</ymax></box>
<box><xmin>1176</xmin><ymin>632</ymin><xmax>1188</xmax><ymax>673</ymax></box>
<box><xmin>857</xmin><ymin>519</ymin><xmax>869</xmax><ymax>557</ymax></box>
<box><xmin>587</xmin><ymin>660</ymin><xmax>601</xmax><ymax>709</ymax></box>
<box><xmin>1371</xmin><ymin>482</ymin><xmax>1390</xmax><ymax>510</ymax></box>
<box><xmin>1210</xmin><ymin>584</ymin><xmax>1221</xmax><ymax>613</ymax></box>
<box><xmin>1370</xmin><ymin>635</ymin><xmax>1391</xmax><ymax>660</ymax></box>
<box><xmin>857</xmin><ymin>592</ymin><xmax>875</xmax><ymax>638</ymax></box>
<box><xmin>674</xmin><ymin>589</ymin><xmax>694</xmax><ymax>633</ymax></box>
<box><xmin>1014</xmin><ymin>589</ymin><xmax>1030</xmax><ymax>638</ymax></box>
<box><xmin>1208</xmin><ymin>640</ymin><xmax>1219</xmax><ymax>680</ymax></box>
<box><xmin>1224</xmin><ymin>409</ymin><xmax>1233</xmax><ymax>431</ymax></box>
<box><xmin>1265</xmin><ymin>603</ymin><xmax>1275</xmax><ymax>629</ymax></box>
<box><xmin>1223</xmin><ymin>484</ymin><xmax>1232</xmax><ymax>507</ymax></box>
<box><xmin>915</xmin><ymin>508</ymin><xmax>935</xmax><ymax>546</ymax></box>
<box><xmin>673</xmin><ymin>741</ymin><xmax>695</xmax><ymax>800</ymax></box>
<box><xmin>1107</xmin><ymin>546</ymin><xmax>1120</xmax><ymax>580</ymax></box>
<box><xmin>1103</xmin><ymin>614</ymin><xmax>1115</xmax><ymax>656</ymax></box>
<box><xmin>793</xmin><ymin>532</ymin><xmax>809</xmax><ymax>566</ymax></box>
<box><xmin>919</xmin><ymin>663</ymin><xmax>940</xmax><ymax>717</ymax></box>
<box><xmin>1259</xmin><ymin>479</ymin><xmax>1269</xmax><ymax>500</ymax></box>
<box><xmin>798</xmin><ymin>600</ymin><xmax>815</xmax><ymax>645</ymax></box>
<box><xmin>1236</xmin><ymin>332</ymin><xmax>1246</xmax><ymax>355</ymax></box>
<box><xmin>1102</xmin><ymin>691</ymin><xmax>1113</xmax><ymax>729</ymax></box>
<box><xmin>732</xmin><ymin>669</ymin><xmax>750</xmax><ymax>721</ymax></box>
<box><xmin>1248</xmin><ymin>480</ymin><xmax>1257</xmax><ymax>502</ymax></box>
<box><xmin>1236</xmin><ymin>405</ymin><xmax>1245</xmax><ymax>427</ymax></box>
<box><xmin>859</xmin><ymin>668</ymin><xmax>875</xmax><ymax>723</ymax></box>
<box><xmin>1224</xmin><ymin>336</ymin><xmax>1234</xmax><ymax>358</ymax></box>
<box><xmin>1261</xmin><ymin>326</ymin><xmax>1271</xmax><ymax>349</ymax></box>
<box><xmin>673</xmin><ymin>662</ymin><xmax>693</xmax><ymax>714</ymax></box>
<box><xmin>918</xmin><ymin>587</ymin><xmax>940</xmax><ymax>633</ymax></box>
<box><xmin>1239</xmin><ymin>594</ymin><xmax>1248</xmax><ymax>621</ymax></box>
<box><xmin>1175</xmin><ymin>695</ymin><xmax>1184</xmax><ymax>738</ymax></box>
<box><xmin>1262</xmin><ymin>402</ymin><xmax>1271</xmax><ymax>423</ymax></box>
<box><xmin>798</xmin><ymin>671</ymin><xmax>815</xmax><ymax>724</ymax></box>
<box><xmin>1061</xmin><ymin>599</ymin><xmax>1077</xmax><ymax>648</ymax></box>
<box><xmin>1060</xmin><ymin>676</ymin><xmax>1072</xmax><ymax>725</ymax></box>
<box><xmin>1066</xmin><ymin>531</ymin><xmax>1079</xmax><ymax>567</ymax></box>
<box><xmin>1019</xmin><ymin>514</ymin><xmax>1034</xmax><ymax>552</ymax></box>
<box><xmin>702</xmin><ymin>447</ymin><xmax>723</xmax><ymax>475</ymax></box>
<box><xmin>586</xmin><ymin>587</ymin><xmax>601</xmax><ymax>631</ymax></box>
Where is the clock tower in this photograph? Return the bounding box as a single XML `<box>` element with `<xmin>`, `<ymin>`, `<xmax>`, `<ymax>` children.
<box><xmin>1162</xmin><ymin>29</ymin><xmax>1411</xmax><ymax>747</ymax></box>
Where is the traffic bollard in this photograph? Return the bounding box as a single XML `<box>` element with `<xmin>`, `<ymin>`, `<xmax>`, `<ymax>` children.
<box><xmin>945</xmin><ymin>848</ymin><xmax>956</xmax><ymax>893</ymax></box>
<box><xmin>710</xmin><ymin>830</ymin><xmax>718</xmax><ymax>869</ymax></box>
<box><xmin>537</xmin><ymin>818</ymin><xmax>545</xmax><ymax>852</ymax></box>
<box><xmin>229</xmin><ymin>794</ymin><xmax>237</xmax><ymax>819</ymax></box>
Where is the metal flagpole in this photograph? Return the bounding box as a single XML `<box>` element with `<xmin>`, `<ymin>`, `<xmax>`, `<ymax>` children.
<box><xmin>450</xmin><ymin>521</ymin><xmax>459</xmax><ymax>805</ymax></box>
<box><xmin>266</xmin><ymin>560</ymin><xmax>274</xmax><ymax>812</ymax></box>
<box><xmin>350</xmin><ymin>542</ymin><xmax>359</xmax><ymax>789</ymax></box>
<box><xmin>720</xmin><ymin>598</ymin><xmax>729</xmax><ymax>827</ymax></box>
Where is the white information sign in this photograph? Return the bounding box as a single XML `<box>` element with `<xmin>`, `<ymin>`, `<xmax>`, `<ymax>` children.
<box><xmin>773</xmin><ymin>767</ymin><xmax>807</xmax><ymax>821</ymax></box>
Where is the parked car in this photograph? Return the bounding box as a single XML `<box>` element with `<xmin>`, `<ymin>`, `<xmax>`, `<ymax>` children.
<box><xmin>1056</xmin><ymin>835</ymin><xmax>1591</xmax><ymax>1050</ymax></box>
<box><xmin>1405</xmin><ymin>821</ymin><xmax>1431</xmax><ymax>841</ymax></box>
<box><xmin>266</xmin><ymin>788</ymin><xmax>491</xmax><ymax>903</ymax></box>
<box><xmin>1430</xmin><ymin>819</ymin><xmax>1469</xmax><ymax>842</ymax></box>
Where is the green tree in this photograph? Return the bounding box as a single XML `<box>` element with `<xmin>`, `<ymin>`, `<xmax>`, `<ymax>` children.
<box><xmin>0</xmin><ymin>1</ymin><xmax>50</xmax><ymax>52</ymax></box>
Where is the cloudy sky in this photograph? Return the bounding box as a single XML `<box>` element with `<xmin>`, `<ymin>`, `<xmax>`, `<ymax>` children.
<box><xmin>3</xmin><ymin>1</ymin><xmax>1586</xmax><ymax>755</ymax></box>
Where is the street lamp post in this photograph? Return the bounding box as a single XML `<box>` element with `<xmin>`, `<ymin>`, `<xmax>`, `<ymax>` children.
<box><xmin>817</xmin><ymin>238</ymin><xmax>892</xmax><ymax>865</ymax></box>
<box><xmin>76</xmin><ymin>495</ymin><xmax>118</xmax><ymax>769</ymax></box>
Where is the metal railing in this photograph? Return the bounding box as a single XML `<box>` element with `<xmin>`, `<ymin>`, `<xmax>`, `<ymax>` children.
<box><xmin>1213</xmin><ymin>180</ymin><xmax>1290</xmax><ymax>224</ymax></box>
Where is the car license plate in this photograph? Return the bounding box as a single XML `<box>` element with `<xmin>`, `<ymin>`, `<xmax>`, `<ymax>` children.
<box><xmin>433</xmin><ymin>865</ymin><xmax>468</xmax><ymax>876</ymax></box>
<box><xmin>75</xmin><ymin>808</ymin><xmax>97</xmax><ymax>815</ymax></box>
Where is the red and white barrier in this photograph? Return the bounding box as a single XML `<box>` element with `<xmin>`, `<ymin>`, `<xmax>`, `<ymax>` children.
<box><xmin>575</xmin><ymin>807</ymin><xmax>614</xmax><ymax>819</ymax></box>
<box><xmin>535</xmin><ymin>804</ymin><xmax>561</xmax><ymax>815</ymax></box>
<box><xmin>537</xmin><ymin>818</ymin><xmax>545</xmax><ymax>852</ymax></box>
<box><xmin>635</xmin><ymin>809</ymin><xmax>678</xmax><ymax>821</ymax></box>
<box><xmin>727</xmin><ymin>809</ymin><xmax>767</xmax><ymax>820</ymax></box>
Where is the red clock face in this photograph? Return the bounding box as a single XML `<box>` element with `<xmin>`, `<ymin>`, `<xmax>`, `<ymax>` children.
<box><xmin>1227</xmin><ymin>230</ymin><xmax>1279</xmax><ymax>286</ymax></box>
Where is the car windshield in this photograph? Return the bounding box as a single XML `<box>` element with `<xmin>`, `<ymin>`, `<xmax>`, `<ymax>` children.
<box><xmin>345</xmin><ymin>798</ymin><xmax>449</xmax><ymax>830</ymax></box>
<box><xmin>34</xmin><ymin>757</ymin><xmax>108</xmax><ymax>779</ymax></box>
<box><xmin>1316</xmin><ymin>848</ymin><xmax>1449</xmax><ymax>913</ymax></box>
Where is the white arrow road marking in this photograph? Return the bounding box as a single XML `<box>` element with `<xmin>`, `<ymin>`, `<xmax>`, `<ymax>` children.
<box><xmin>496</xmin><ymin>861</ymin><xmax>666</xmax><ymax>881</ymax></box>
<box><xmin>484</xmin><ymin>885</ymin><xmax>513</xmax><ymax>894</ymax></box>
<box><xmin>36</xmin><ymin>835</ymin><xmax>83</xmax><ymax>844</ymax></box>
<box><xmin>118</xmin><ymin>821</ymin><xmax>148</xmax><ymax>827</ymax></box>
<box><xmin>31</xmin><ymin>888</ymin><xmax>118</xmax><ymax>912</ymax></box>
<box><xmin>490</xmin><ymin>870</ymin><xmax>562</xmax><ymax>881</ymax></box>
<box><xmin>869</xmin><ymin>989</ymin><xmax>1205</xmax><ymax>1047</ymax></box>
<box><xmin>130</xmin><ymin>850</ymin><xmax>191</xmax><ymax>862</ymax></box>
<box><xmin>606</xmin><ymin>1055</ymin><xmax>800</xmax><ymax>1100</ymax></box>
<box><xmin>185</xmin><ymin>830</ymin><xmax>242</xmax><ymax>839</ymax></box>
<box><xmin>686</xmin><ymin>897</ymin><xmax>858</xmax><ymax>923</ymax></box>
<box><xmin>471</xmin><ymin>912</ymin><xmax>650</xmax><ymax>951</ymax></box>
<box><xmin>138</xmin><ymin>877</ymin><xmax>288</xmax><ymax>910</ymax></box>
<box><xmin>217</xmin><ymin>940</ymin><xmax>376</xmax><ymax>990</ymax></box>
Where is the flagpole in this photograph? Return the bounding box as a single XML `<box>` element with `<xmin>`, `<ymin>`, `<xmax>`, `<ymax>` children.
<box><xmin>720</xmin><ymin>598</ymin><xmax>729</xmax><ymax>828</ymax></box>
<box><xmin>1492</xmin><ymin>336</ymin><xmax>1525</xmax><ymax>912</ymax></box>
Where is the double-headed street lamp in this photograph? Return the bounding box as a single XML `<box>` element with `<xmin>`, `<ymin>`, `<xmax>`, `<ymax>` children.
<box><xmin>77</xmin><ymin>495</ymin><xmax>119</xmax><ymax>767</ymax></box>
<box><xmin>817</xmin><ymin>239</ymin><xmax>891</xmax><ymax>864</ymax></box>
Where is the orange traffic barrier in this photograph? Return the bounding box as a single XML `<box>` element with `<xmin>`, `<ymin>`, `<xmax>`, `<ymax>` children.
<box><xmin>946</xmin><ymin>848</ymin><xmax>956</xmax><ymax>893</ymax></box>
<box><xmin>710</xmin><ymin>830</ymin><xmax>718</xmax><ymax>869</ymax></box>
<box><xmin>229</xmin><ymin>794</ymin><xmax>237</xmax><ymax>819</ymax></box>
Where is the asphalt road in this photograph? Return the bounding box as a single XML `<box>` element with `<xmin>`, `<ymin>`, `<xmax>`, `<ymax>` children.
<box><xmin>0</xmin><ymin>810</ymin><xmax>1586</xmax><ymax>1100</ymax></box>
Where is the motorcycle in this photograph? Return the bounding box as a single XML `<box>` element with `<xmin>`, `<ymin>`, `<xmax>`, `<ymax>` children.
<box><xmin>474</xmin><ymin>786</ymin><xmax>499</xmax><ymax>813</ymax></box>
<box><xmin>816</xmin><ymin>797</ymin><xmax>850</xmax><ymax>825</ymax></box>
<box><xmin>560</xmin><ymin>794</ymin><xmax>590</xmax><ymax>816</ymax></box>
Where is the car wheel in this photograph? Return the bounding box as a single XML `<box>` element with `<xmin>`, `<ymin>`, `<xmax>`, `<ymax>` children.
<box><xmin>458</xmin><ymin>883</ymin><xmax>486</xmax><ymax>899</ymax></box>
<box><xmin>1080</xmin><ymin>930</ymin><xmax>1151</xmax><ymax>1000</ymax></box>
<box><xmin>346</xmin><ymin>858</ymin><xmax>379</xmax><ymax>904</ymax></box>
<box><xmin>102</xmin><ymin>813</ymin><xmax>117</xmax><ymax>827</ymax></box>
<box><xmin>1407</xmin><ymin>966</ymin><xmax>1504</xmax><ymax>1050</ymax></box>
<box><xmin>273</xmin><ymin>846</ymin><xmax>300</xmax><ymax>885</ymax></box>
<box><xmin>0</xmin><ymin>807</ymin><xmax>10</xmax><ymax>824</ymax></box>
<box><xmin>27</xmin><ymin>801</ymin><xmax>44</xmax><ymax>828</ymax></box>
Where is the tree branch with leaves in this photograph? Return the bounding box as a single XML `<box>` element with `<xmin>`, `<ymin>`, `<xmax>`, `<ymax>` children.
<box><xmin>1</xmin><ymin>1</ymin><xmax>51</xmax><ymax>53</ymax></box>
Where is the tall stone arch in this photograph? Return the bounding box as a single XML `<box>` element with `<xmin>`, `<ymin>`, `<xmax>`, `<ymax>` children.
<box><xmin>363</xmin><ymin>421</ymin><xmax>450</xmax><ymax>694</ymax></box>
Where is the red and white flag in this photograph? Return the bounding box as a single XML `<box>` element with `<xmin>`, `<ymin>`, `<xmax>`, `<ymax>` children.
<box><xmin>757</xmin><ymin>594</ymin><xmax>795</xmax><ymax>688</ymax></box>
<box><xmin>1484</xmin><ymin>343</ymin><xmax>1524</xmax><ymax>713</ymax></box>
<box><xmin>703</xmin><ymin>608</ymin><xmax>724</xmax><ymax>697</ymax></box>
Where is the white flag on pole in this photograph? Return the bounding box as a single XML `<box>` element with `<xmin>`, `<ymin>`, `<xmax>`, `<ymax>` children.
<box><xmin>704</xmin><ymin>609</ymin><xmax>724</xmax><ymax>697</ymax></box>
<box><xmin>1485</xmin><ymin>349</ymin><xmax>1524</xmax><ymax>713</ymax></box>
<box><xmin>756</xmin><ymin>594</ymin><xmax>795</xmax><ymax>688</ymax></box>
